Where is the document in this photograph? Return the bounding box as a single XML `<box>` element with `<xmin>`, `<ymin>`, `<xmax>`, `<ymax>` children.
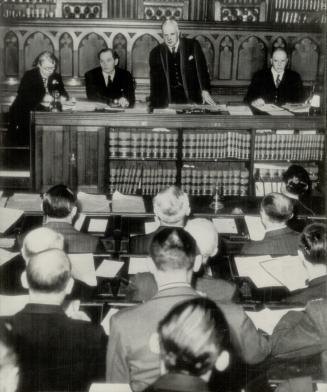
<box><xmin>6</xmin><ymin>193</ymin><xmax>41</xmax><ymax>212</ymax></box>
<box><xmin>88</xmin><ymin>219</ymin><xmax>108</xmax><ymax>233</ymax></box>
<box><xmin>128</xmin><ymin>257</ymin><xmax>152</xmax><ymax>275</ymax></box>
<box><xmin>246</xmin><ymin>307</ymin><xmax>304</xmax><ymax>335</ymax></box>
<box><xmin>96</xmin><ymin>260</ymin><xmax>124</xmax><ymax>278</ymax></box>
<box><xmin>89</xmin><ymin>383</ymin><xmax>131</xmax><ymax>392</ymax></box>
<box><xmin>282</xmin><ymin>103</ymin><xmax>310</xmax><ymax>113</ymax></box>
<box><xmin>144</xmin><ymin>220</ymin><xmax>160</xmax><ymax>234</ymax></box>
<box><xmin>227</xmin><ymin>105</ymin><xmax>253</xmax><ymax>115</ymax></box>
<box><xmin>0</xmin><ymin>237</ymin><xmax>16</xmax><ymax>248</ymax></box>
<box><xmin>77</xmin><ymin>192</ymin><xmax>110</xmax><ymax>212</ymax></box>
<box><xmin>254</xmin><ymin>103</ymin><xmax>294</xmax><ymax>116</ymax></box>
<box><xmin>212</xmin><ymin>218</ymin><xmax>238</xmax><ymax>234</ymax></box>
<box><xmin>112</xmin><ymin>191</ymin><xmax>146</xmax><ymax>213</ymax></box>
<box><xmin>0</xmin><ymin>295</ymin><xmax>29</xmax><ymax>316</ymax></box>
<box><xmin>74</xmin><ymin>213</ymin><xmax>86</xmax><ymax>231</ymax></box>
<box><xmin>68</xmin><ymin>253</ymin><xmax>97</xmax><ymax>286</ymax></box>
<box><xmin>0</xmin><ymin>249</ymin><xmax>19</xmax><ymax>266</ymax></box>
<box><xmin>244</xmin><ymin>215</ymin><xmax>265</xmax><ymax>241</ymax></box>
<box><xmin>0</xmin><ymin>207</ymin><xmax>24</xmax><ymax>233</ymax></box>
<box><xmin>261</xmin><ymin>255</ymin><xmax>308</xmax><ymax>292</ymax></box>
<box><xmin>101</xmin><ymin>307</ymin><xmax>120</xmax><ymax>335</ymax></box>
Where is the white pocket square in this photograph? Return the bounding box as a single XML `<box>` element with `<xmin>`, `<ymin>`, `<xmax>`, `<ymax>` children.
<box><xmin>188</xmin><ymin>55</ymin><xmax>194</xmax><ymax>60</ymax></box>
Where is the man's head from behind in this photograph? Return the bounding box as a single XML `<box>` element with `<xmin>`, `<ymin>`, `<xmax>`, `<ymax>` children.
<box><xmin>23</xmin><ymin>249</ymin><xmax>73</xmax><ymax>303</ymax></box>
<box><xmin>260</xmin><ymin>192</ymin><xmax>293</xmax><ymax>228</ymax></box>
<box><xmin>98</xmin><ymin>48</ymin><xmax>119</xmax><ymax>74</ymax></box>
<box><xmin>153</xmin><ymin>186</ymin><xmax>190</xmax><ymax>226</ymax></box>
<box><xmin>270</xmin><ymin>48</ymin><xmax>288</xmax><ymax>74</ymax></box>
<box><xmin>42</xmin><ymin>184</ymin><xmax>76</xmax><ymax>222</ymax></box>
<box><xmin>162</xmin><ymin>19</ymin><xmax>180</xmax><ymax>49</ymax></box>
<box><xmin>282</xmin><ymin>164</ymin><xmax>311</xmax><ymax>198</ymax></box>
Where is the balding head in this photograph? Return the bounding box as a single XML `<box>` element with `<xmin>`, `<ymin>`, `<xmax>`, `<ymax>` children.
<box><xmin>185</xmin><ymin>218</ymin><xmax>218</xmax><ymax>259</ymax></box>
<box><xmin>271</xmin><ymin>48</ymin><xmax>288</xmax><ymax>74</ymax></box>
<box><xmin>162</xmin><ymin>19</ymin><xmax>180</xmax><ymax>49</ymax></box>
<box><xmin>22</xmin><ymin>227</ymin><xmax>64</xmax><ymax>263</ymax></box>
<box><xmin>26</xmin><ymin>249</ymin><xmax>71</xmax><ymax>294</ymax></box>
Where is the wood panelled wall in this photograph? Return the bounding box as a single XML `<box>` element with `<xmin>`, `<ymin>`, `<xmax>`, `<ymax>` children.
<box><xmin>0</xmin><ymin>20</ymin><xmax>324</xmax><ymax>99</ymax></box>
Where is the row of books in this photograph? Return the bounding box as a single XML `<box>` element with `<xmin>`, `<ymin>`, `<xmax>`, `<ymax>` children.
<box><xmin>269</xmin><ymin>0</ymin><xmax>325</xmax><ymax>23</ymax></box>
<box><xmin>108</xmin><ymin>161</ymin><xmax>177</xmax><ymax>195</ymax></box>
<box><xmin>272</xmin><ymin>0</ymin><xmax>324</xmax><ymax>11</ymax></box>
<box><xmin>182</xmin><ymin>131</ymin><xmax>251</xmax><ymax>160</ymax></box>
<box><xmin>254</xmin><ymin>134</ymin><xmax>324</xmax><ymax>161</ymax></box>
<box><xmin>109</xmin><ymin>129</ymin><xmax>178</xmax><ymax>159</ymax></box>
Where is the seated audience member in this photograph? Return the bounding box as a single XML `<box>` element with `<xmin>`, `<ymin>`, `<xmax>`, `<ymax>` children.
<box><xmin>9</xmin><ymin>51</ymin><xmax>68</xmax><ymax>145</ymax></box>
<box><xmin>242</xmin><ymin>193</ymin><xmax>299</xmax><ymax>255</ymax></box>
<box><xmin>0</xmin><ymin>323</ymin><xmax>19</xmax><ymax>392</ymax></box>
<box><xmin>281</xmin><ymin>165</ymin><xmax>314</xmax><ymax>232</ymax></box>
<box><xmin>0</xmin><ymin>249</ymin><xmax>107</xmax><ymax>392</ymax></box>
<box><xmin>107</xmin><ymin>227</ymin><xmax>270</xmax><ymax>391</ymax></box>
<box><xmin>244</xmin><ymin>48</ymin><xmax>304</xmax><ymax>107</ymax></box>
<box><xmin>143</xmin><ymin>297</ymin><xmax>230</xmax><ymax>392</ymax></box>
<box><xmin>85</xmin><ymin>48</ymin><xmax>135</xmax><ymax>107</ymax></box>
<box><xmin>129</xmin><ymin>185</ymin><xmax>190</xmax><ymax>254</ymax></box>
<box><xmin>284</xmin><ymin>223</ymin><xmax>327</xmax><ymax>304</ymax></box>
<box><xmin>42</xmin><ymin>184</ymin><xmax>102</xmax><ymax>253</ymax></box>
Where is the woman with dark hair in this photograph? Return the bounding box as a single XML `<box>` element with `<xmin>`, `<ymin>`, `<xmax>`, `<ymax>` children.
<box><xmin>9</xmin><ymin>51</ymin><xmax>68</xmax><ymax>145</ymax></box>
<box><xmin>143</xmin><ymin>297</ymin><xmax>230</xmax><ymax>392</ymax></box>
<box><xmin>285</xmin><ymin>222</ymin><xmax>327</xmax><ymax>304</ymax></box>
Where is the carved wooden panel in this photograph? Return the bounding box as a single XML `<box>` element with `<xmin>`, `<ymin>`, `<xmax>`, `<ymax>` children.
<box><xmin>237</xmin><ymin>36</ymin><xmax>266</xmax><ymax>80</ymax></box>
<box><xmin>113</xmin><ymin>33</ymin><xmax>127</xmax><ymax>70</ymax></box>
<box><xmin>108</xmin><ymin>0</ymin><xmax>138</xmax><ymax>18</ymax></box>
<box><xmin>24</xmin><ymin>32</ymin><xmax>54</xmax><ymax>70</ymax></box>
<box><xmin>219</xmin><ymin>36</ymin><xmax>233</xmax><ymax>80</ymax></box>
<box><xmin>195</xmin><ymin>35</ymin><xmax>214</xmax><ymax>78</ymax></box>
<box><xmin>132</xmin><ymin>34</ymin><xmax>158</xmax><ymax>78</ymax></box>
<box><xmin>291</xmin><ymin>37</ymin><xmax>319</xmax><ymax>82</ymax></box>
<box><xmin>141</xmin><ymin>0</ymin><xmax>188</xmax><ymax>20</ymax></box>
<box><xmin>62</xmin><ymin>3</ymin><xmax>102</xmax><ymax>18</ymax></box>
<box><xmin>78</xmin><ymin>33</ymin><xmax>106</xmax><ymax>76</ymax></box>
<box><xmin>59</xmin><ymin>33</ymin><xmax>73</xmax><ymax>77</ymax></box>
<box><xmin>4</xmin><ymin>32</ymin><xmax>18</xmax><ymax>77</ymax></box>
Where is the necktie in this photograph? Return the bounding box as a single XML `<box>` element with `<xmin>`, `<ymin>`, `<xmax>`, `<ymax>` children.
<box><xmin>172</xmin><ymin>46</ymin><xmax>176</xmax><ymax>54</ymax></box>
<box><xmin>276</xmin><ymin>74</ymin><xmax>281</xmax><ymax>88</ymax></box>
<box><xmin>107</xmin><ymin>75</ymin><xmax>112</xmax><ymax>87</ymax></box>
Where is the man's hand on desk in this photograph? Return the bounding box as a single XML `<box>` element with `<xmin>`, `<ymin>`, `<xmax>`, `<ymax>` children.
<box><xmin>201</xmin><ymin>90</ymin><xmax>216</xmax><ymax>106</ymax></box>
<box><xmin>118</xmin><ymin>97</ymin><xmax>130</xmax><ymax>108</ymax></box>
<box><xmin>251</xmin><ymin>98</ymin><xmax>265</xmax><ymax>108</ymax></box>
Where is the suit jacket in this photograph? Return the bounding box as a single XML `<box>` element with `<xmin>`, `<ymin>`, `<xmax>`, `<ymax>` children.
<box><xmin>244</xmin><ymin>68</ymin><xmax>304</xmax><ymax>106</ymax></box>
<box><xmin>84</xmin><ymin>66</ymin><xmax>135</xmax><ymax>107</ymax></box>
<box><xmin>9</xmin><ymin>68</ymin><xmax>68</xmax><ymax>144</ymax></box>
<box><xmin>241</xmin><ymin>227</ymin><xmax>299</xmax><ymax>256</ymax></box>
<box><xmin>149</xmin><ymin>37</ymin><xmax>211</xmax><ymax>108</ymax></box>
<box><xmin>44</xmin><ymin>221</ymin><xmax>101</xmax><ymax>254</ymax></box>
<box><xmin>284</xmin><ymin>275</ymin><xmax>327</xmax><ymax>305</ymax></box>
<box><xmin>106</xmin><ymin>285</ymin><xmax>269</xmax><ymax>391</ymax></box>
<box><xmin>1</xmin><ymin>303</ymin><xmax>107</xmax><ymax>391</ymax></box>
<box><xmin>143</xmin><ymin>373</ymin><xmax>211</xmax><ymax>392</ymax></box>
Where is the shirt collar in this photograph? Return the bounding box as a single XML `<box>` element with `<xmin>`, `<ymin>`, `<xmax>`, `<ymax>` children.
<box><xmin>102</xmin><ymin>69</ymin><xmax>115</xmax><ymax>82</ymax></box>
<box><xmin>265</xmin><ymin>224</ymin><xmax>287</xmax><ymax>233</ymax></box>
<box><xmin>169</xmin><ymin>40</ymin><xmax>180</xmax><ymax>53</ymax></box>
<box><xmin>158</xmin><ymin>282</ymin><xmax>191</xmax><ymax>292</ymax></box>
<box><xmin>271</xmin><ymin>67</ymin><xmax>284</xmax><ymax>83</ymax></box>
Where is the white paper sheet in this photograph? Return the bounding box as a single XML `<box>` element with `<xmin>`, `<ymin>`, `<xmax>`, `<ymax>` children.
<box><xmin>0</xmin><ymin>295</ymin><xmax>29</xmax><ymax>316</ymax></box>
<box><xmin>112</xmin><ymin>191</ymin><xmax>145</xmax><ymax>213</ymax></box>
<box><xmin>100</xmin><ymin>308</ymin><xmax>120</xmax><ymax>336</ymax></box>
<box><xmin>212</xmin><ymin>218</ymin><xmax>238</xmax><ymax>234</ymax></box>
<box><xmin>89</xmin><ymin>383</ymin><xmax>131</xmax><ymax>392</ymax></box>
<box><xmin>144</xmin><ymin>221</ymin><xmax>160</xmax><ymax>234</ymax></box>
<box><xmin>244</xmin><ymin>215</ymin><xmax>265</xmax><ymax>241</ymax></box>
<box><xmin>74</xmin><ymin>213</ymin><xmax>86</xmax><ymax>231</ymax></box>
<box><xmin>0</xmin><ymin>249</ymin><xmax>19</xmax><ymax>266</ymax></box>
<box><xmin>227</xmin><ymin>105</ymin><xmax>253</xmax><ymax>115</ymax></box>
<box><xmin>69</xmin><ymin>253</ymin><xmax>97</xmax><ymax>286</ymax></box>
<box><xmin>96</xmin><ymin>260</ymin><xmax>124</xmax><ymax>278</ymax></box>
<box><xmin>6</xmin><ymin>193</ymin><xmax>41</xmax><ymax>212</ymax></box>
<box><xmin>77</xmin><ymin>192</ymin><xmax>110</xmax><ymax>212</ymax></box>
<box><xmin>88</xmin><ymin>219</ymin><xmax>108</xmax><ymax>233</ymax></box>
<box><xmin>0</xmin><ymin>207</ymin><xmax>24</xmax><ymax>233</ymax></box>
<box><xmin>128</xmin><ymin>257</ymin><xmax>152</xmax><ymax>274</ymax></box>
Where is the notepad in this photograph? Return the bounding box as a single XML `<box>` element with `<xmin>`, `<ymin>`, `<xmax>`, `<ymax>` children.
<box><xmin>112</xmin><ymin>191</ymin><xmax>146</xmax><ymax>213</ymax></box>
<box><xmin>128</xmin><ymin>257</ymin><xmax>152</xmax><ymax>275</ymax></box>
<box><xmin>96</xmin><ymin>260</ymin><xmax>124</xmax><ymax>278</ymax></box>
<box><xmin>244</xmin><ymin>215</ymin><xmax>265</xmax><ymax>241</ymax></box>
<box><xmin>101</xmin><ymin>308</ymin><xmax>120</xmax><ymax>336</ymax></box>
<box><xmin>0</xmin><ymin>207</ymin><xmax>24</xmax><ymax>233</ymax></box>
<box><xmin>145</xmin><ymin>221</ymin><xmax>160</xmax><ymax>234</ymax></box>
<box><xmin>212</xmin><ymin>218</ymin><xmax>238</xmax><ymax>234</ymax></box>
<box><xmin>69</xmin><ymin>253</ymin><xmax>97</xmax><ymax>286</ymax></box>
<box><xmin>88</xmin><ymin>219</ymin><xmax>108</xmax><ymax>233</ymax></box>
<box><xmin>0</xmin><ymin>295</ymin><xmax>29</xmax><ymax>316</ymax></box>
<box><xmin>77</xmin><ymin>192</ymin><xmax>109</xmax><ymax>212</ymax></box>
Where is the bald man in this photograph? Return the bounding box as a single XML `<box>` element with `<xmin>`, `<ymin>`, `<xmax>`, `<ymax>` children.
<box><xmin>149</xmin><ymin>19</ymin><xmax>215</xmax><ymax>109</ymax></box>
<box><xmin>0</xmin><ymin>249</ymin><xmax>107</xmax><ymax>392</ymax></box>
<box><xmin>244</xmin><ymin>48</ymin><xmax>304</xmax><ymax>107</ymax></box>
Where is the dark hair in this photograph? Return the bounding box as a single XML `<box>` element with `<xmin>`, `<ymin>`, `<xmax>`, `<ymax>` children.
<box><xmin>26</xmin><ymin>249</ymin><xmax>71</xmax><ymax>293</ymax></box>
<box><xmin>283</xmin><ymin>165</ymin><xmax>312</xmax><ymax>196</ymax></box>
<box><xmin>32</xmin><ymin>51</ymin><xmax>58</xmax><ymax>68</ymax></box>
<box><xmin>149</xmin><ymin>227</ymin><xmax>196</xmax><ymax>271</ymax></box>
<box><xmin>261</xmin><ymin>193</ymin><xmax>293</xmax><ymax>223</ymax></box>
<box><xmin>42</xmin><ymin>184</ymin><xmax>76</xmax><ymax>218</ymax></box>
<box><xmin>299</xmin><ymin>223</ymin><xmax>327</xmax><ymax>265</ymax></box>
<box><xmin>158</xmin><ymin>297</ymin><xmax>229</xmax><ymax>376</ymax></box>
<box><xmin>98</xmin><ymin>48</ymin><xmax>119</xmax><ymax>61</ymax></box>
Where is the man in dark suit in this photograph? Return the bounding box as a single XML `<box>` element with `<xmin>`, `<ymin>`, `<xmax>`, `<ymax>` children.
<box><xmin>9</xmin><ymin>51</ymin><xmax>68</xmax><ymax>145</ymax></box>
<box><xmin>242</xmin><ymin>193</ymin><xmax>299</xmax><ymax>255</ymax></box>
<box><xmin>149</xmin><ymin>19</ymin><xmax>215</xmax><ymax>109</ymax></box>
<box><xmin>0</xmin><ymin>249</ymin><xmax>107</xmax><ymax>391</ymax></box>
<box><xmin>85</xmin><ymin>48</ymin><xmax>135</xmax><ymax>107</ymax></box>
<box><xmin>106</xmin><ymin>227</ymin><xmax>270</xmax><ymax>391</ymax></box>
<box><xmin>244</xmin><ymin>48</ymin><xmax>304</xmax><ymax>107</ymax></box>
<box><xmin>42</xmin><ymin>184</ymin><xmax>101</xmax><ymax>253</ymax></box>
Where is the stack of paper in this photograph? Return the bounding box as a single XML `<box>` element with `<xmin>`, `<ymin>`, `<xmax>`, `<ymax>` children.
<box><xmin>282</xmin><ymin>103</ymin><xmax>310</xmax><ymax>113</ymax></box>
<box><xmin>0</xmin><ymin>207</ymin><xmax>24</xmax><ymax>233</ymax></box>
<box><xmin>227</xmin><ymin>105</ymin><xmax>253</xmax><ymax>115</ymax></box>
<box><xmin>255</xmin><ymin>104</ymin><xmax>294</xmax><ymax>116</ymax></box>
<box><xmin>6</xmin><ymin>193</ymin><xmax>41</xmax><ymax>211</ymax></box>
<box><xmin>68</xmin><ymin>254</ymin><xmax>97</xmax><ymax>286</ymax></box>
<box><xmin>112</xmin><ymin>191</ymin><xmax>145</xmax><ymax>213</ymax></box>
<box><xmin>244</xmin><ymin>215</ymin><xmax>265</xmax><ymax>241</ymax></box>
<box><xmin>77</xmin><ymin>192</ymin><xmax>110</xmax><ymax>213</ymax></box>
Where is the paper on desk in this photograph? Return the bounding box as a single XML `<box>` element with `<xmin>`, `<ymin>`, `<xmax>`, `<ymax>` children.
<box><xmin>66</xmin><ymin>100</ymin><xmax>108</xmax><ymax>112</ymax></box>
<box><xmin>96</xmin><ymin>260</ymin><xmax>124</xmax><ymax>278</ymax></box>
<box><xmin>145</xmin><ymin>221</ymin><xmax>160</xmax><ymax>234</ymax></box>
<box><xmin>261</xmin><ymin>255</ymin><xmax>308</xmax><ymax>292</ymax></box>
<box><xmin>227</xmin><ymin>105</ymin><xmax>253</xmax><ymax>115</ymax></box>
<box><xmin>244</xmin><ymin>215</ymin><xmax>265</xmax><ymax>241</ymax></box>
<box><xmin>316</xmin><ymin>384</ymin><xmax>327</xmax><ymax>392</ymax></box>
<box><xmin>89</xmin><ymin>383</ymin><xmax>132</xmax><ymax>392</ymax></box>
<box><xmin>254</xmin><ymin>104</ymin><xmax>294</xmax><ymax>116</ymax></box>
<box><xmin>246</xmin><ymin>307</ymin><xmax>304</xmax><ymax>335</ymax></box>
<box><xmin>212</xmin><ymin>218</ymin><xmax>238</xmax><ymax>234</ymax></box>
<box><xmin>112</xmin><ymin>191</ymin><xmax>146</xmax><ymax>213</ymax></box>
<box><xmin>0</xmin><ymin>249</ymin><xmax>19</xmax><ymax>267</ymax></box>
<box><xmin>69</xmin><ymin>253</ymin><xmax>97</xmax><ymax>286</ymax></box>
<box><xmin>234</xmin><ymin>255</ymin><xmax>282</xmax><ymax>288</ymax></box>
<box><xmin>128</xmin><ymin>257</ymin><xmax>152</xmax><ymax>275</ymax></box>
<box><xmin>0</xmin><ymin>295</ymin><xmax>29</xmax><ymax>316</ymax></box>
<box><xmin>6</xmin><ymin>193</ymin><xmax>41</xmax><ymax>212</ymax></box>
<box><xmin>88</xmin><ymin>219</ymin><xmax>108</xmax><ymax>233</ymax></box>
<box><xmin>0</xmin><ymin>207</ymin><xmax>24</xmax><ymax>233</ymax></box>
<box><xmin>282</xmin><ymin>103</ymin><xmax>310</xmax><ymax>113</ymax></box>
<box><xmin>77</xmin><ymin>192</ymin><xmax>110</xmax><ymax>213</ymax></box>
<box><xmin>101</xmin><ymin>307</ymin><xmax>120</xmax><ymax>336</ymax></box>
<box><xmin>74</xmin><ymin>213</ymin><xmax>86</xmax><ymax>231</ymax></box>
<box><xmin>0</xmin><ymin>238</ymin><xmax>16</xmax><ymax>249</ymax></box>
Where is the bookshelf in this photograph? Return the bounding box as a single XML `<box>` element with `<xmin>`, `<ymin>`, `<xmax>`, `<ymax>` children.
<box><xmin>267</xmin><ymin>0</ymin><xmax>326</xmax><ymax>24</ymax></box>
